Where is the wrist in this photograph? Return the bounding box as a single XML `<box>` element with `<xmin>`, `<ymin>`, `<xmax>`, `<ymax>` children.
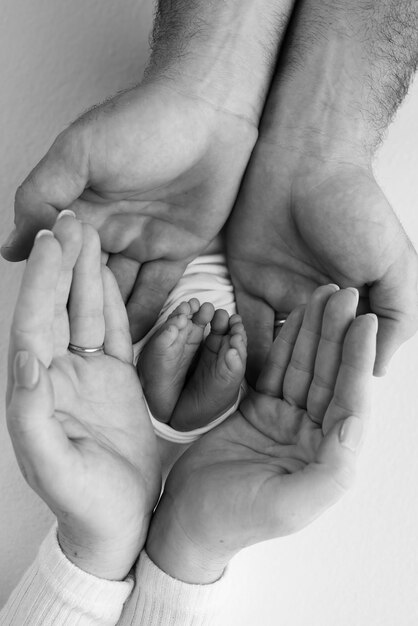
<box><xmin>257</xmin><ymin>100</ymin><xmax>373</xmax><ymax>179</ymax></box>
<box><xmin>58</xmin><ymin>520</ymin><xmax>146</xmax><ymax>581</ymax></box>
<box><xmin>146</xmin><ymin>495</ymin><xmax>228</xmax><ymax>584</ymax></box>
<box><xmin>139</xmin><ymin>78</ymin><xmax>258</xmax><ymax>151</ymax></box>
<box><xmin>262</xmin><ymin>68</ymin><xmax>373</xmax><ymax>168</ymax></box>
<box><xmin>145</xmin><ymin>0</ymin><xmax>293</xmax><ymax>126</ymax></box>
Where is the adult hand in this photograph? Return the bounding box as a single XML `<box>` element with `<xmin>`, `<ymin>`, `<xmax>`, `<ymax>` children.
<box><xmin>227</xmin><ymin>0</ymin><xmax>418</xmax><ymax>382</ymax></box>
<box><xmin>228</xmin><ymin>156</ymin><xmax>418</xmax><ymax>382</ymax></box>
<box><xmin>146</xmin><ymin>285</ymin><xmax>376</xmax><ymax>583</ymax></box>
<box><xmin>6</xmin><ymin>213</ymin><xmax>160</xmax><ymax>580</ymax></box>
<box><xmin>2</xmin><ymin>81</ymin><xmax>256</xmax><ymax>340</ymax></box>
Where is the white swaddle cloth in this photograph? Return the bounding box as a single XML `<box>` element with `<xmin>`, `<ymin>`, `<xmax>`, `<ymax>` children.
<box><xmin>133</xmin><ymin>253</ymin><xmax>247</xmax><ymax>444</ymax></box>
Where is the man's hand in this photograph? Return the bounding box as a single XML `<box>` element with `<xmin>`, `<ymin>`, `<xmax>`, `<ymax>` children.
<box><xmin>146</xmin><ymin>285</ymin><xmax>376</xmax><ymax>583</ymax></box>
<box><xmin>227</xmin><ymin>0</ymin><xmax>418</xmax><ymax>381</ymax></box>
<box><xmin>228</xmin><ymin>157</ymin><xmax>418</xmax><ymax>381</ymax></box>
<box><xmin>2</xmin><ymin>82</ymin><xmax>256</xmax><ymax>340</ymax></box>
<box><xmin>7</xmin><ymin>213</ymin><xmax>160</xmax><ymax>580</ymax></box>
<box><xmin>2</xmin><ymin>0</ymin><xmax>296</xmax><ymax>341</ymax></box>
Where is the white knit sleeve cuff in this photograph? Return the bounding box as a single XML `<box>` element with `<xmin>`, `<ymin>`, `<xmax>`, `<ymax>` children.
<box><xmin>41</xmin><ymin>526</ymin><xmax>134</xmax><ymax>615</ymax></box>
<box><xmin>122</xmin><ymin>550</ymin><xmax>230</xmax><ymax>626</ymax></box>
<box><xmin>0</xmin><ymin>525</ymin><xmax>134</xmax><ymax>626</ymax></box>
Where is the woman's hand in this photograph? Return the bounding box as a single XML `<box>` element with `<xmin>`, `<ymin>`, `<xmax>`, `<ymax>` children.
<box><xmin>146</xmin><ymin>285</ymin><xmax>376</xmax><ymax>583</ymax></box>
<box><xmin>6</xmin><ymin>212</ymin><xmax>160</xmax><ymax>580</ymax></box>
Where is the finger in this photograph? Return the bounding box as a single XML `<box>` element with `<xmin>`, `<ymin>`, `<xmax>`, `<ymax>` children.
<box><xmin>68</xmin><ymin>223</ymin><xmax>105</xmax><ymax>350</ymax></box>
<box><xmin>51</xmin><ymin>211</ymin><xmax>83</xmax><ymax>355</ymax></box>
<box><xmin>1</xmin><ymin>125</ymin><xmax>89</xmax><ymax>262</ymax></box>
<box><xmin>102</xmin><ymin>266</ymin><xmax>133</xmax><ymax>363</ymax></box>
<box><xmin>127</xmin><ymin>258</ymin><xmax>188</xmax><ymax>342</ymax></box>
<box><xmin>9</xmin><ymin>231</ymin><xmax>62</xmax><ymax>399</ymax></box>
<box><xmin>322</xmin><ymin>314</ymin><xmax>377</xmax><ymax>435</ymax></box>
<box><xmin>283</xmin><ymin>284</ymin><xmax>339</xmax><ymax>407</ymax></box>
<box><xmin>7</xmin><ymin>351</ymin><xmax>71</xmax><ymax>492</ymax></box>
<box><xmin>256</xmin><ymin>306</ymin><xmax>305</xmax><ymax>397</ymax></box>
<box><xmin>235</xmin><ymin>290</ymin><xmax>275</xmax><ymax>386</ymax></box>
<box><xmin>307</xmin><ymin>288</ymin><xmax>358</xmax><ymax>424</ymax></box>
<box><xmin>374</xmin><ymin>315</ymin><xmax>417</xmax><ymax>376</ymax></box>
<box><xmin>107</xmin><ymin>253</ymin><xmax>141</xmax><ymax>304</ymax></box>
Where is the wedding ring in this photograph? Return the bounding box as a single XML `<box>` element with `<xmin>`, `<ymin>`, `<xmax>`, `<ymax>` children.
<box><xmin>274</xmin><ymin>318</ymin><xmax>287</xmax><ymax>329</ymax></box>
<box><xmin>68</xmin><ymin>343</ymin><xmax>105</xmax><ymax>355</ymax></box>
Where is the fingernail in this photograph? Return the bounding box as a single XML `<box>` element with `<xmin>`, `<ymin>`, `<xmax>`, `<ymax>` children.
<box><xmin>366</xmin><ymin>313</ymin><xmax>378</xmax><ymax>330</ymax></box>
<box><xmin>35</xmin><ymin>229</ymin><xmax>54</xmax><ymax>241</ymax></box>
<box><xmin>56</xmin><ymin>209</ymin><xmax>76</xmax><ymax>221</ymax></box>
<box><xmin>346</xmin><ymin>287</ymin><xmax>359</xmax><ymax>306</ymax></box>
<box><xmin>328</xmin><ymin>284</ymin><xmax>340</xmax><ymax>291</ymax></box>
<box><xmin>1</xmin><ymin>228</ymin><xmax>18</xmax><ymax>250</ymax></box>
<box><xmin>339</xmin><ymin>416</ymin><xmax>363</xmax><ymax>452</ymax></box>
<box><xmin>14</xmin><ymin>351</ymin><xmax>40</xmax><ymax>389</ymax></box>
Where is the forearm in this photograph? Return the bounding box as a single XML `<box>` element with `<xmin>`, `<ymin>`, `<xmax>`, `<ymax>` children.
<box><xmin>145</xmin><ymin>0</ymin><xmax>295</xmax><ymax>125</ymax></box>
<box><xmin>261</xmin><ymin>0</ymin><xmax>418</xmax><ymax>162</ymax></box>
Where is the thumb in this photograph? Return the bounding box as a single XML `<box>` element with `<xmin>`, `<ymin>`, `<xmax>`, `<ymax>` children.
<box><xmin>7</xmin><ymin>351</ymin><xmax>68</xmax><ymax>488</ymax></box>
<box><xmin>370</xmin><ymin>242</ymin><xmax>418</xmax><ymax>376</ymax></box>
<box><xmin>373</xmin><ymin>312</ymin><xmax>418</xmax><ymax>377</ymax></box>
<box><xmin>374</xmin><ymin>317</ymin><xmax>407</xmax><ymax>377</ymax></box>
<box><xmin>1</xmin><ymin>125</ymin><xmax>89</xmax><ymax>262</ymax></box>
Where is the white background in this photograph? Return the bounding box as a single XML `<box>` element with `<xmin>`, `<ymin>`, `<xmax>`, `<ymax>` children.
<box><xmin>0</xmin><ymin>1</ymin><xmax>417</xmax><ymax>624</ymax></box>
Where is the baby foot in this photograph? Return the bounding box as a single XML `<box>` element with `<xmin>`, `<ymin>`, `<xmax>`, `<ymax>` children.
<box><xmin>138</xmin><ymin>299</ymin><xmax>215</xmax><ymax>422</ymax></box>
<box><xmin>170</xmin><ymin>310</ymin><xmax>247</xmax><ymax>431</ymax></box>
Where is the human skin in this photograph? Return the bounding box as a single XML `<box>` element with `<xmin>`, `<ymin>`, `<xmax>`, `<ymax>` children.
<box><xmin>227</xmin><ymin>0</ymin><xmax>418</xmax><ymax>382</ymax></box>
<box><xmin>1</xmin><ymin>0</ymin><xmax>294</xmax><ymax>341</ymax></box>
<box><xmin>6</xmin><ymin>212</ymin><xmax>160</xmax><ymax>580</ymax></box>
<box><xmin>146</xmin><ymin>285</ymin><xmax>377</xmax><ymax>583</ymax></box>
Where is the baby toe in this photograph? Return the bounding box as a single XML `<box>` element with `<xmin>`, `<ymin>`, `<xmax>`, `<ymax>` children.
<box><xmin>223</xmin><ymin>347</ymin><xmax>246</xmax><ymax>378</ymax></box>
<box><xmin>171</xmin><ymin>313</ymin><xmax>190</xmax><ymax>332</ymax></box>
<box><xmin>229</xmin><ymin>314</ymin><xmax>243</xmax><ymax>327</ymax></box>
<box><xmin>188</xmin><ymin>298</ymin><xmax>201</xmax><ymax>315</ymax></box>
<box><xmin>192</xmin><ymin>302</ymin><xmax>215</xmax><ymax>328</ymax></box>
<box><xmin>229</xmin><ymin>317</ymin><xmax>247</xmax><ymax>344</ymax></box>
<box><xmin>229</xmin><ymin>332</ymin><xmax>247</xmax><ymax>360</ymax></box>
<box><xmin>168</xmin><ymin>301</ymin><xmax>191</xmax><ymax>320</ymax></box>
<box><xmin>230</xmin><ymin>319</ymin><xmax>246</xmax><ymax>336</ymax></box>
<box><xmin>210</xmin><ymin>309</ymin><xmax>230</xmax><ymax>335</ymax></box>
